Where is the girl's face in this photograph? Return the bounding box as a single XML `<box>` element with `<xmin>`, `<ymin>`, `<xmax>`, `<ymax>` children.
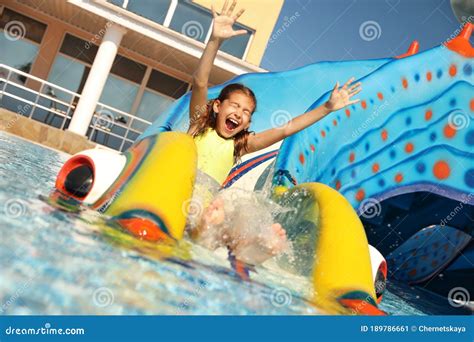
<box><xmin>213</xmin><ymin>91</ymin><xmax>255</xmax><ymax>139</ymax></box>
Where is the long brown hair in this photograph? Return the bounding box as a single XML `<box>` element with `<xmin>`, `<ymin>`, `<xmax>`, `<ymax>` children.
<box><xmin>190</xmin><ymin>83</ymin><xmax>257</xmax><ymax>162</ymax></box>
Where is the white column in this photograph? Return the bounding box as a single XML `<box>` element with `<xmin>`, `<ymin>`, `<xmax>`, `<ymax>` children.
<box><xmin>68</xmin><ymin>23</ymin><xmax>127</xmax><ymax>136</ymax></box>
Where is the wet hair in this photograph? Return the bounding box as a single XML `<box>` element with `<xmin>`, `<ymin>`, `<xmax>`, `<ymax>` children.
<box><xmin>190</xmin><ymin>83</ymin><xmax>257</xmax><ymax>162</ymax></box>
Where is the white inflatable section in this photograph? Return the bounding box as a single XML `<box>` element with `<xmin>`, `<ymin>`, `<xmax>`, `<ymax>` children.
<box><xmin>369</xmin><ymin>245</ymin><xmax>386</xmax><ymax>282</ymax></box>
<box><xmin>73</xmin><ymin>148</ymin><xmax>126</xmax><ymax>205</ymax></box>
<box><xmin>228</xmin><ymin>142</ymin><xmax>281</xmax><ymax>191</ymax></box>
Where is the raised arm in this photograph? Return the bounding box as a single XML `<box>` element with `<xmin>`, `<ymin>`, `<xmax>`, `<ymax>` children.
<box><xmin>246</xmin><ymin>78</ymin><xmax>362</xmax><ymax>153</ymax></box>
<box><xmin>188</xmin><ymin>0</ymin><xmax>247</xmax><ymax>134</ymax></box>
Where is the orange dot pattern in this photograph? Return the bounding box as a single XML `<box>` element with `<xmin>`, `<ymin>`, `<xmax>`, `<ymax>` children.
<box><xmin>433</xmin><ymin>160</ymin><xmax>450</xmax><ymax>179</ymax></box>
<box><xmin>443</xmin><ymin>124</ymin><xmax>457</xmax><ymax>139</ymax></box>
<box><xmin>349</xmin><ymin>152</ymin><xmax>355</xmax><ymax>163</ymax></box>
<box><xmin>299</xmin><ymin>153</ymin><xmax>305</xmax><ymax>164</ymax></box>
<box><xmin>425</xmin><ymin>109</ymin><xmax>433</xmax><ymax>121</ymax></box>
<box><xmin>296</xmin><ymin>66</ymin><xmax>464</xmax><ymax>195</ymax></box>
<box><xmin>372</xmin><ymin>163</ymin><xmax>380</xmax><ymax>173</ymax></box>
<box><xmin>402</xmin><ymin>78</ymin><xmax>408</xmax><ymax>89</ymax></box>
<box><xmin>355</xmin><ymin>189</ymin><xmax>365</xmax><ymax>202</ymax></box>
<box><xmin>449</xmin><ymin>64</ymin><xmax>457</xmax><ymax>77</ymax></box>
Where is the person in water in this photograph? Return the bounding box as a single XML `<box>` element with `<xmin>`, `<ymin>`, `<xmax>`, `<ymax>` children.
<box><xmin>188</xmin><ymin>0</ymin><xmax>362</xmax><ymax>265</ymax></box>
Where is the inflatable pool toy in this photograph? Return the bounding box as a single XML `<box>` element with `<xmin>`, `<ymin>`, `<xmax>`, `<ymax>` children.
<box><xmin>53</xmin><ymin>24</ymin><xmax>473</xmax><ymax>313</ymax></box>
<box><xmin>386</xmin><ymin>225</ymin><xmax>471</xmax><ymax>284</ymax></box>
<box><xmin>272</xmin><ymin>183</ymin><xmax>384</xmax><ymax>314</ymax></box>
<box><xmin>56</xmin><ymin>132</ymin><xmax>196</xmax><ymax>241</ymax></box>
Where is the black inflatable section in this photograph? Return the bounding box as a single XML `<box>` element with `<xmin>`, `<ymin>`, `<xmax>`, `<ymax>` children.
<box><xmin>64</xmin><ymin>165</ymin><xmax>94</xmax><ymax>198</ymax></box>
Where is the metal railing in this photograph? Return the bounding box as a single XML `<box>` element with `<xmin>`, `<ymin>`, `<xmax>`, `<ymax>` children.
<box><xmin>0</xmin><ymin>64</ymin><xmax>153</xmax><ymax>152</ymax></box>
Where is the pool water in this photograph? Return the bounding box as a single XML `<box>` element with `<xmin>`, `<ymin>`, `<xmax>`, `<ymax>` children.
<box><xmin>0</xmin><ymin>131</ymin><xmax>462</xmax><ymax>315</ymax></box>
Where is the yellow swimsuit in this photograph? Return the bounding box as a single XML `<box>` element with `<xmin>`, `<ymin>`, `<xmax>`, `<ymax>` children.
<box><xmin>194</xmin><ymin>128</ymin><xmax>234</xmax><ymax>184</ymax></box>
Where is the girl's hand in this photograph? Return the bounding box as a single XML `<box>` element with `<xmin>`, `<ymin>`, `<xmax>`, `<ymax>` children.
<box><xmin>211</xmin><ymin>0</ymin><xmax>247</xmax><ymax>41</ymax></box>
<box><xmin>325</xmin><ymin>77</ymin><xmax>362</xmax><ymax>112</ymax></box>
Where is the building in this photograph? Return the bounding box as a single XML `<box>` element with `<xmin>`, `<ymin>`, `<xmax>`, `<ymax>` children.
<box><xmin>0</xmin><ymin>0</ymin><xmax>283</xmax><ymax>152</ymax></box>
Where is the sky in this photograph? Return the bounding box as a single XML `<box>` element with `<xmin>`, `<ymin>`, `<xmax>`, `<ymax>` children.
<box><xmin>261</xmin><ymin>0</ymin><xmax>469</xmax><ymax>71</ymax></box>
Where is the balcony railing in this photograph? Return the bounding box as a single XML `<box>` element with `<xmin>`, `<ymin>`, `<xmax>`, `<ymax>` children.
<box><xmin>0</xmin><ymin>64</ymin><xmax>153</xmax><ymax>152</ymax></box>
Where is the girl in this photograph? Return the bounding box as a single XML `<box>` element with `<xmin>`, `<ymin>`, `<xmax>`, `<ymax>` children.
<box><xmin>188</xmin><ymin>0</ymin><xmax>362</xmax><ymax>265</ymax></box>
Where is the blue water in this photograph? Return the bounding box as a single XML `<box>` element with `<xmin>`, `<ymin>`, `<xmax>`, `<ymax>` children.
<box><xmin>0</xmin><ymin>131</ymin><xmax>459</xmax><ymax>315</ymax></box>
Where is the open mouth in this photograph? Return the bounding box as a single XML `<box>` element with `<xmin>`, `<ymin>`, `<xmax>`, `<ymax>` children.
<box><xmin>225</xmin><ymin>118</ymin><xmax>239</xmax><ymax>131</ymax></box>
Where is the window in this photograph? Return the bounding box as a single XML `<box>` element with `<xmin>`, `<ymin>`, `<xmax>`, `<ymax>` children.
<box><xmin>169</xmin><ymin>0</ymin><xmax>212</xmax><ymax>43</ymax></box>
<box><xmin>0</xmin><ymin>9</ymin><xmax>46</xmax><ymax>119</ymax></box>
<box><xmin>0</xmin><ymin>8</ymin><xmax>46</xmax><ymax>71</ymax></box>
<box><xmin>59</xmin><ymin>34</ymin><xmax>147</xmax><ymax>84</ymax></box>
<box><xmin>99</xmin><ymin>75</ymin><xmax>139</xmax><ymax>113</ymax></box>
<box><xmin>126</xmin><ymin>0</ymin><xmax>172</xmax><ymax>25</ymax></box>
<box><xmin>47</xmin><ymin>54</ymin><xmax>88</xmax><ymax>102</ymax></box>
<box><xmin>59</xmin><ymin>33</ymin><xmax>98</xmax><ymax>65</ymax></box>
<box><xmin>107</xmin><ymin>0</ymin><xmax>125</xmax><ymax>7</ymax></box>
<box><xmin>0</xmin><ymin>8</ymin><xmax>47</xmax><ymax>44</ymax></box>
<box><xmin>134</xmin><ymin>90</ymin><xmax>174</xmax><ymax>132</ymax></box>
<box><xmin>147</xmin><ymin>69</ymin><xmax>188</xmax><ymax>99</ymax></box>
<box><xmin>0</xmin><ymin>35</ymin><xmax>38</xmax><ymax>72</ymax></box>
<box><xmin>219</xmin><ymin>24</ymin><xmax>252</xmax><ymax>59</ymax></box>
<box><xmin>110</xmin><ymin>55</ymin><xmax>147</xmax><ymax>84</ymax></box>
<box><xmin>108</xmin><ymin>0</ymin><xmax>253</xmax><ymax>59</ymax></box>
<box><xmin>92</xmin><ymin>74</ymin><xmax>140</xmax><ymax>150</ymax></box>
<box><xmin>133</xmin><ymin>68</ymin><xmax>188</xmax><ymax>132</ymax></box>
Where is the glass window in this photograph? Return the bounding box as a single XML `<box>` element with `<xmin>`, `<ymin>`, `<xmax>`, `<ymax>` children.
<box><xmin>63</xmin><ymin>34</ymin><xmax>147</xmax><ymax>90</ymax></box>
<box><xmin>59</xmin><ymin>34</ymin><xmax>146</xmax><ymax>84</ymax></box>
<box><xmin>219</xmin><ymin>25</ymin><xmax>252</xmax><ymax>59</ymax></box>
<box><xmin>126</xmin><ymin>0</ymin><xmax>172</xmax><ymax>25</ymax></box>
<box><xmin>99</xmin><ymin>74</ymin><xmax>139</xmax><ymax>113</ymax></box>
<box><xmin>132</xmin><ymin>68</ymin><xmax>187</xmax><ymax>134</ymax></box>
<box><xmin>47</xmin><ymin>55</ymin><xmax>88</xmax><ymax>102</ymax></box>
<box><xmin>107</xmin><ymin>0</ymin><xmax>125</xmax><ymax>7</ymax></box>
<box><xmin>147</xmin><ymin>69</ymin><xmax>188</xmax><ymax>99</ymax></box>
<box><xmin>110</xmin><ymin>55</ymin><xmax>146</xmax><ymax>84</ymax></box>
<box><xmin>169</xmin><ymin>0</ymin><xmax>212</xmax><ymax>43</ymax></box>
<box><xmin>0</xmin><ymin>8</ymin><xmax>47</xmax><ymax>44</ymax></box>
<box><xmin>0</xmin><ymin>10</ymin><xmax>42</xmax><ymax>117</ymax></box>
<box><xmin>134</xmin><ymin>89</ymin><xmax>174</xmax><ymax>132</ymax></box>
<box><xmin>91</xmin><ymin>75</ymin><xmax>140</xmax><ymax>150</ymax></box>
<box><xmin>59</xmin><ymin>33</ymin><xmax>99</xmax><ymax>65</ymax></box>
<box><xmin>0</xmin><ymin>34</ymin><xmax>38</xmax><ymax>72</ymax></box>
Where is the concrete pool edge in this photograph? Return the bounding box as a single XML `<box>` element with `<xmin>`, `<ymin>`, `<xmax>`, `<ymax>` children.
<box><xmin>0</xmin><ymin>108</ymin><xmax>96</xmax><ymax>154</ymax></box>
